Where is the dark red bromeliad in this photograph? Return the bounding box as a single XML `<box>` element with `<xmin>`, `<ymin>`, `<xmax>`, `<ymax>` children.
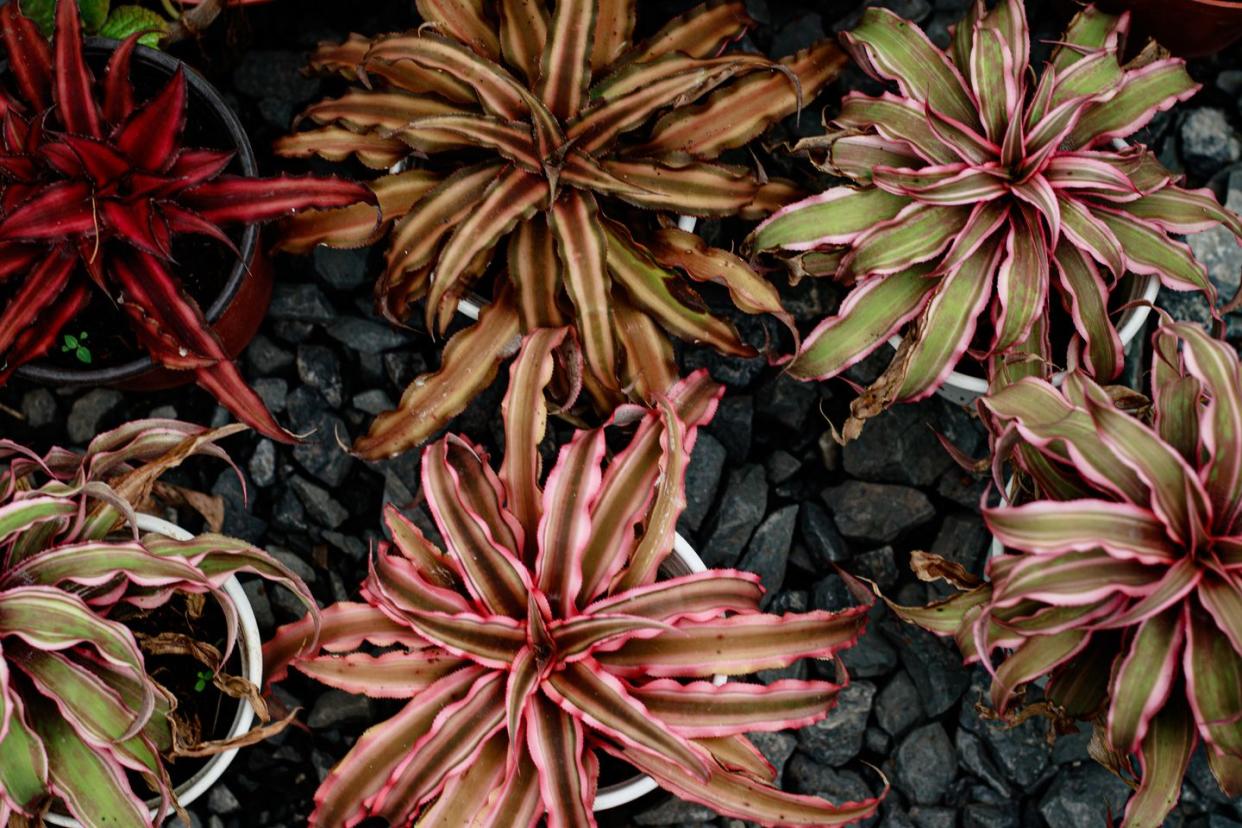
<box><xmin>0</xmin><ymin>0</ymin><xmax>373</xmax><ymax>440</ymax></box>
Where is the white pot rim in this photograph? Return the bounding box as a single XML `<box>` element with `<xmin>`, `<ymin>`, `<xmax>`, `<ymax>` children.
<box><xmin>43</xmin><ymin>514</ymin><xmax>263</xmax><ymax>826</ymax></box>
<box><xmin>593</xmin><ymin>532</ymin><xmax>708</xmax><ymax>812</ymax></box>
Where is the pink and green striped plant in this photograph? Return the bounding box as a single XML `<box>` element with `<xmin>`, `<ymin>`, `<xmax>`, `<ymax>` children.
<box><xmin>892</xmin><ymin>320</ymin><xmax>1242</xmax><ymax>827</ymax></box>
<box><xmin>264</xmin><ymin>328</ymin><xmax>882</xmax><ymax>827</ymax></box>
<box><xmin>0</xmin><ymin>420</ymin><xmax>316</xmax><ymax>828</ymax></box>
<box><xmin>748</xmin><ymin>0</ymin><xmax>1242</xmax><ymax>437</ymax></box>
<box><xmin>275</xmin><ymin>0</ymin><xmax>843</xmax><ymax>459</ymax></box>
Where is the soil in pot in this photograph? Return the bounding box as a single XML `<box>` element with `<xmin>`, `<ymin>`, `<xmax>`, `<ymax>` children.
<box><xmin>114</xmin><ymin>591</ymin><xmax>248</xmax><ymax>793</ymax></box>
<box><xmin>0</xmin><ymin>44</ymin><xmax>248</xmax><ymax>374</ymax></box>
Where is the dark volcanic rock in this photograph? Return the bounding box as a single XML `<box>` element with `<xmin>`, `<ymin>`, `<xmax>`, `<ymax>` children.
<box><xmin>297</xmin><ymin>344</ymin><xmax>344</xmax><ymax>408</ymax></box>
<box><xmin>1038</xmin><ymin>763</ymin><xmax>1132</xmax><ymax>826</ymax></box>
<box><xmin>875</xmin><ymin>671</ymin><xmax>924</xmax><ymax>738</ymax></box>
<box><xmin>799</xmin><ymin>501</ymin><xmax>851</xmax><ymax>565</ymax></box>
<box><xmin>894</xmin><ymin>723</ymin><xmax>955</xmax><ymax>804</ymax></box>
<box><xmin>287</xmin><ymin>387</ymin><xmax>353</xmax><ymax>487</ymax></box>
<box><xmin>708</xmin><ymin>395</ymin><xmax>753</xmax><ymax>462</ymax></box>
<box><xmin>956</xmin><ymin>729</ymin><xmax>1011</xmax><ymax>797</ymax></box>
<box><xmin>823</xmin><ymin>481</ymin><xmax>935</xmax><ymax>543</ymax></box>
<box><xmin>703</xmin><ymin>464</ymin><xmax>767</xmax><ymax>567</ymax></box>
<box><xmin>756</xmin><ymin>373</ymin><xmax>818</xmax><ymax>432</ymax></box>
<box><xmin>930</xmin><ymin>512</ymin><xmax>991</xmax><ymax>577</ymax></box>
<box><xmin>748</xmin><ymin>731</ymin><xmax>798</xmax><ymax>779</ymax></box>
<box><xmin>737</xmin><ymin>504</ymin><xmax>797</xmax><ymax>602</ymax></box>
<box><xmin>978</xmin><ymin>713</ymin><xmax>1051</xmax><ymax>788</ymax></box>
<box><xmin>786</xmin><ymin>755</ymin><xmax>873</xmax><ymax>805</ymax></box>
<box><xmin>883</xmin><ymin>618</ymin><xmax>969</xmax><ymax>717</ymax></box>
<box><xmin>67</xmin><ymin>389</ymin><xmax>122</xmax><ymax>444</ymax></box>
<box><xmin>327</xmin><ymin>317</ymin><xmax>411</xmax><ymax>354</ymax></box>
<box><xmin>842</xmin><ymin>404</ymin><xmax>953</xmax><ymax>487</ymax></box>
<box><xmin>796</xmin><ymin>681</ymin><xmax>875</xmax><ymax>767</ymax></box>
<box><xmin>270</xmin><ymin>283</ymin><xmax>335</xmax><ymax>323</ymax></box>
<box><xmin>313</xmin><ymin>246</ymin><xmax>369</xmax><ymax>291</ymax></box>
<box><xmin>850</xmin><ymin>544</ymin><xmax>899</xmax><ymax>590</ymax></box>
<box><xmin>680</xmin><ymin>432</ymin><xmax>727</xmax><ymax>533</ymax></box>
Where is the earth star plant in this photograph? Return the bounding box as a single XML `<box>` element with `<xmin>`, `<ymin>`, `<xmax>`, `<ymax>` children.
<box><xmin>0</xmin><ymin>420</ymin><xmax>316</xmax><ymax>828</ymax></box>
<box><xmin>276</xmin><ymin>0</ymin><xmax>843</xmax><ymax>459</ymax></box>
<box><xmin>264</xmin><ymin>328</ymin><xmax>881</xmax><ymax>827</ymax></box>
<box><xmin>894</xmin><ymin>321</ymin><xmax>1242</xmax><ymax>827</ymax></box>
<box><xmin>0</xmin><ymin>0</ymin><xmax>373</xmax><ymax>442</ymax></box>
<box><xmin>750</xmin><ymin>0</ymin><xmax>1242</xmax><ymax>436</ymax></box>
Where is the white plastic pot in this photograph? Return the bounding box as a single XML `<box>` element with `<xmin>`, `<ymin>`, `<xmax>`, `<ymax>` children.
<box><xmin>44</xmin><ymin>514</ymin><xmax>263</xmax><ymax>827</ymax></box>
<box><xmin>594</xmin><ymin>532</ymin><xmax>710</xmax><ymax>812</ymax></box>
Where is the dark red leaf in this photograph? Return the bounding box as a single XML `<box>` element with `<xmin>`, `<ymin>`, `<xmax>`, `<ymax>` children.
<box><xmin>2</xmin><ymin>112</ymin><xmax>28</xmax><ymax>152</ymax></box>
<box><xmin>116</xmin><ymin>68</ymin><xmax>186</xmax><ymax>172</ymax></box>
<box><xmin>129</xmin><ymin>149</ymin><xmax>234</xmax><ymax>198</ymax></box>
<box><xmin>0</xmin><ymin>3</ymin><xmax>51</xmax><ymax>112</ymax></box>
<box><xmin>103</xmin><ymin>33</ymin><xmax>141</xmax><ymax>125</ymax></box>
<box><xmin>159</xmin><ymin>204</ymin><xmax>240</xmax><ymax>258</ymax></box>
<box><xmin>0</xmin><ymin>152</ymin><xmax>37</xmax><ymax>181</ymax></box>
<box><xmin>109</xmin><ymin>249</ymin><xmax>293</xmax><ymax>442</ymax></box>
<box><xmin>0</xmin><ymin>283</ymin><xmax>89</xmax><ymax>385</ymax></box>
<box><xmin>103</xmin><ymin>199</ymin><xmax>169</xmax><ymax>257</ymax></box>
<box><xmin>42</xmin><ymin>135</ymin><xmax>130</xmax><ymax>186</ymax></box>
<box><xmin>0</xmin><ymin>245</ymin><xmax>42</xmax><ymax>281</ymax></box>
<box><xmin>0</xmin><ymin>181</ymin><xmax>95</xmax><ymax>240</ymax></box>
<box><xmin>53</xmin><ymin>0</ymin><xmax>103</xmax><ymax>139</ymax></box>
<box><xmin>0</xmin><ymin>248</ymin><xmax>76</xmax><ymax>355</ymax></box>
<box><xmin>181</xmin><ymin>174</ymin><xmax>376</xmax><ymax>225</ymax></box>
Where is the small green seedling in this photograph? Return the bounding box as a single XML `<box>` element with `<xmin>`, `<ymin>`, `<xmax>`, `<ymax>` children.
<box><xmin>193</xmin><ymin>669</ymin><xmax>213</xmax><ymax>693</ymax></box>
<box><xmin>61</xmin><ymin>332</ymin><xmax>91</xmax><ymax>365</ymax></box>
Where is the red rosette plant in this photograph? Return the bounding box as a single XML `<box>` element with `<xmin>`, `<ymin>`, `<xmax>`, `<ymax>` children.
<box><xmin>265</xmin><ymin>329</ymin><xmax>883</xmax><ymax>827</ymax></box>
<box><xmin>0</xmin><ymin>0</ymin><xmax>373</xmax><ymax>440</ymax></box>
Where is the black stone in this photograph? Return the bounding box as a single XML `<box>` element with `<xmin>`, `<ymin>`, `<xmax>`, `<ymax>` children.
<box><xmin>795</xmin><ymin>681</ymin><xmax>875</xmax><ymax>766</ymax></box>
<box><xmin>930</xmin><ymin>512</ymin><xmax>991</xmax><ymax>577</ymax></box>
<box><xmin>245</xmin><ymin>334</ymin><xmax>294</xmax><ymax>375</ymax></box>
<box><xmin>707</xmin><ymin>395</ymin><xmax>753</xmax><ymax>462</ymax></box>
<box><xmin>823</xmin><ymin>481</ymin><xmax>935</xmax><ymax>544</ymax></box>
<box><xmin>766</xmin><ymin>449</ymin><xmax>802</xmax><ymax>484</ymax></box>
<box><xmin>842</xmin><ymin>403</ymin><xmax>954</xmax><ymax>487</ymax></box>
<box><xmin>894</xmin><ymin>723</ymin><xmax>955</xmax><ymax>804</ymax></box>
<box><xmin>287</xmin><ymin>387</ymin><xmax>353</xmax><ymax>487</ymax></box>
<box><xmin>679</xmin><ymin>432</ymin><xmax>727</xmax><ymax>533</ymax></box>
<box><xmin>979</xmin><ymin>713</ymin><xmax>1051</xmax><ymax>788</ymax></box>
<box><xmin>270</xmin><ymin>283</ymin><xmax>336</xmax><ymax>323</ymax></box>
<box><xmin>297</xmin><ymin>344</ymin><xmax>344</xmax><ymax>408</ymax></box>
<box><xmin>956</xmin><ymin>729</ymin><xmax>1011</xmax><ymax>797</ymax></box>
<box><xmin>882</xmin><ymin>617</ymin><xmax>969</xmax><ymax>717</ymax></box>
<box><xmin>748</xmin><ymin>731</ymin><xmax>797</xmax><ymax>779</ymax></box>
<box><xmin>963</xmin><ymin>803</ymin><xmax>1018</xmax><ymax>828</ymax></box>
<box><xmin>702</xmin><ymin>464</ymin><xmax>767</xmax><ymax>567</ymax></box>
<box><xmin>290</xmin><ymin>475</ymin><xmax>349</xmax><ymax>529</ymax></box>
<box><xmin>67</xmin><ymin>389</ymin><xmax>122</xmax><ymax>444</ymax></box>
<box><xmin>756</xmin><ymin>373</ymin><xmax>819</xmax><ymax>432</ymax></box>
<box><xmin>249</xmin><ymin>439</ymin><xmax>277</xmax><ymax>488</ymax></box>
<box><xmin>787</xmin><ymin>754</ymin><xmax>873</xmax><ymax>805</ymax></box>
<box><xmin>875</xmin><ymin>671</ymin><xmax>924</xmax><ymax>738</ymax></box>
<box><xmin>327</xmin><ymin>317</ymin><xmax>411</xmax><ymax>354</ymax></box>
<box><xmin>313</xmin><ymin>246</ymin><xmax>370</xmax><ymax>291</ymax></box>
<box><xmin>850</xmin><ymin>545</ymin><xmax>899</xmax><ymax>590</ymax></box>
<box><xmin>253</xmin><ymin>378</ymin><xmax>289</xmax><ymax>414</ymax></box>
<box><xmin>799</xmin><ymin>501</ymin><xmax>852</xmax><ymax>566</ymax></box>
<box><xmin>306</xmin><ymin>689</ymin><xmax>373</xmax><ymax>729</ymax></box>
<box><xmin>20</xmin><ymin>389</ymin><xmax>56</xmax><ymax>429</ymax></box>
<box><xmin>1037</xmin><ymin>763</ymin><xmax>1132</xmax><ymax>826</ymax></box>
<box><xmin>737</xmin><ymin>504</ymin><xmax>797</xmax><ymax>603</ymax></box>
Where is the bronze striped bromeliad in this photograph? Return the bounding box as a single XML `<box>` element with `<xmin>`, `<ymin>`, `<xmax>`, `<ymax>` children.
<box><xmin>276</xmin><ymin>0</ymin><xmax>846</xmax><ymax>459</ymax></box>
<box><xmin>749</xmin><ymin>0</ymin><xmax>1242</xmax><ymax>437</ymax></box>
<box><xmin>0</xmin><ymin>420</ymin><xmax>317</xmax><ymax>828</ymax></box>
<box><xmin>264</xmin><ymin>329</ymin><xmax>882</xmax><ymax>827</ymax></box>
<box><xmin>893</xmin><ymin>321</ymin><xmax>1242</xmax><ymax>827</ymax></box>
<box><xmin>0</xmin><ymin>0</ymin><xmax>374</xmax><ymax>442</ymax></box>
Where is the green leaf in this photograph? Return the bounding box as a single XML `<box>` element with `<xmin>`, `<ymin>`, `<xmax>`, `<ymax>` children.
<box><xmin>20</xmin><ymin>0</ymin><xmax>110</xmax><ymax>34</ymax></box>
<box><xmin>99</xmin><ymin>5</ymin><xmax>167</xmax><ymax>48</ymax></box>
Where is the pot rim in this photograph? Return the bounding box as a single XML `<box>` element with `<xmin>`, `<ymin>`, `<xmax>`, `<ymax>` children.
<box><xmin>42</xmin><ymin>513</ymin><xmax>264</xmax><ymax>826</ymax></box>
<box><xmin>14</xmin><ymin>37</ymin><xmax>260</xmax><ymax>388</ymax></box>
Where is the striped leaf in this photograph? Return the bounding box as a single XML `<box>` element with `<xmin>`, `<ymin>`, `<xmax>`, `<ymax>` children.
<box><xmin>1108</xmin><ymin>608</ymin><xmax>1185</xmax><ymax>753</ymax></box>
<box><xmin>1125</xmin><ymin>699</ymin><xmax>1197</xmax><ymax>828</ymax></box>
<box><xmin>296</xmin><ymin>650</ymin><xmax>466</xmax><ymax>699</ymax></box>
<box><xmin>1184</xmin><ymin>607</ymin><xmax>1242</xmax><ymax>756</ymax></box>
<box><xmin>992</xmin><ymin>549</ymin><xmax>1161</xmax><ymax>608</ymax></box>
<box><xmin>415</xmin><ymin>0</ymin><xmax>501</xmax><ymax>59</ymax></box>
<box><xmin>355</xmin><ymin>290</ymin><xmax>521</xmax><ymax>459</ymax></box>
<box><xmin>630</xmin><ymin>678</ymin><xmax>843</xmax><ymax>737</ymax></box>
<box><xmin>550</xmin><ymin>190</ymin><xmax>619</xmax><ymax>393</ymax></box>
<box><xmin>598</xmin><ymin>608</ymin><xmax>867</xmax><ymax>678</ymax></box>
<box><xmin>790</xmin><ymin>267</ymin><xmax>937</xmax><ymax>381</ymax></box>
<box><xmin>524</xmin><ymin>694</ymin><xmax>594</xmax><ymax>827</ymax></box>
<box><xmin>990</xmin><ymin>628</ymin><xmax>1090</xmax><ymax>712</ymax></box>
<box><xmin>986</xmin><ymin>500</ymin><xmax>1174</xmax><ymax>564</ymax></box>
<box><xmin>842</xmin><ymin>7</ymin><xmax>978</xmax><ymax>128</ymax></box>
<box><xmin>1066</xmin><ymin>59</ymin><xmax>1199</xmax><ymax>149</ymax></box>
<box><xmin>749</xmin><ymin>186</ymin><xmax>908</xmax><ymax>252</ymax></box>
<box><xmin>31</xmin><ymin>707</ymin><xmax>148</xmax><ymax>828</ymax></box>
<box><xmin>536</xmin><ymin>425</ymin><xmax>606</xmax><ymax>615</ymax></box>
<box><xmin>535</xmin><ymin>0</ymin><xmax>595</xmax><ymax>121</ymax></box>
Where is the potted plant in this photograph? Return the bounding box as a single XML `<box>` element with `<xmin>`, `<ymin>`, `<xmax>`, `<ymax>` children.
<box><xmin>263</xmin><ymin>328</ymin><xmax>883</xmax><ymax>826</ymax></box>
<box><xmin>1094</xmin><ymin>0</ymin><xmax>1242</xmax><ymax>57</ymax></box>
<box><xmin>747</xmin><ymin>0</ymin><xmax>1242</xmax><ymax>438</ymax></box>
<box><xmin>0</xmin><ymin>0</ymin><xmax>374</xmax><ymax>442</ymax></box>
<box><xmin>0</xmin><ymin>418</ymin><xmax>318</xmax><ymax>828</ymax></box>
<box><xmin>272</xmin><ymin>0</ymin><xmax>839</xmax><ymax>458</ymax></box>
<box><xmin>889</xmin><ymin>319</ymin><xmax>1242</xmax><ymax>828</ymax></box>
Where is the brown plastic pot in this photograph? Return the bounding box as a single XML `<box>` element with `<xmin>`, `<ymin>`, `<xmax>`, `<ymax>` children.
<box><xmin>1095</xmin><ymin>0</ymin><xmax>1242</xmax><ymax>57</ymax></box>
<box><xmin>14</xmin><ymin>38</ymin><xmax>270</xmax><ymax>393</ymax></box>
